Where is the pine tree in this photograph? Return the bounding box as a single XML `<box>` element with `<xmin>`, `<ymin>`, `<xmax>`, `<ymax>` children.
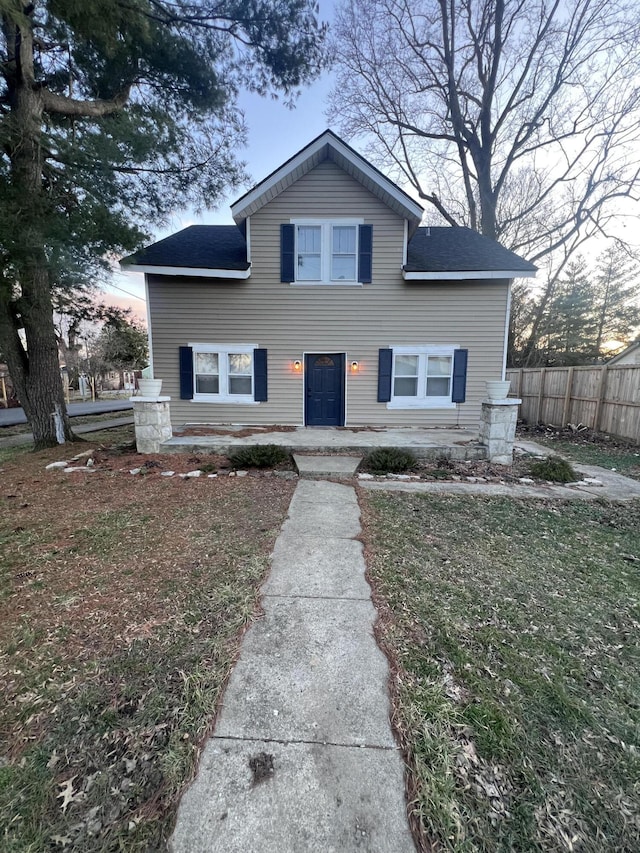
<box><xmin>0</xmin><ymin>1</ymin><xmax>326</xmax><ymax>447</ymax></box>
<box><xmin>593</xmin><ymin>243</ymin><xmax>640</xmax><ymax>358</ymax></box>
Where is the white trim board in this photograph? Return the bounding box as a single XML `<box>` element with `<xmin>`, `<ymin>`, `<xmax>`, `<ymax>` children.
<box><xmin>403</xmin><ymin>269</ymin><xmax>536</xmax><ymax>281</ymax></box>
<box><xmin>123</xmin><ymin>264</ymin><xmax>251</xmax><ymax>279</ymax></box>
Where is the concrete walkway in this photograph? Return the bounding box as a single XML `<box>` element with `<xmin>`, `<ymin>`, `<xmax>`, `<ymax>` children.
<box><xmin>170</xmin><ymin>480</ymin><xmax>415</xmax><ymax>853</ymax></box>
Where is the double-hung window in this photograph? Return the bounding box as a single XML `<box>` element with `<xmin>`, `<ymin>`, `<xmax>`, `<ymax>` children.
<box><xmin>389</xmin><ymin>346</ymin><xmax>456</xmax><ymax>409</ymax></box>
<box><xmin>191</xmin><ymin>344</ymin><xmax>255</xmax><ymax>403</ymax></box>
<box><xmin>293</xmin><ymin>219</ymin><xmax>362</xmax><ymax>284</ymax></box>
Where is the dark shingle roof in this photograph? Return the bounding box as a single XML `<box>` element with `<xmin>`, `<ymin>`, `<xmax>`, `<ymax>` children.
<box><xmin>406</xmin><ymin>227</ymin><xmax>536</xmax><ymax>273</ymax></box>
<box><xmin>122</xmin><ymin>225</ymin><xmax>249</xmax><ymax>270</ymax></box>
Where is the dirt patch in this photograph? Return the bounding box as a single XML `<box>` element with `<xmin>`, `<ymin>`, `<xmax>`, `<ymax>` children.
<box><xmin>177</xmin><ymin>425</ymin><xmax>297</xmax><ymax>438</ymax></box>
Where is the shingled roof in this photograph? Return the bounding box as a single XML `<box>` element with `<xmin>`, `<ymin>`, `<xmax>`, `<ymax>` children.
<box><xmin>121</xmin><ymin>225</ymin><xmax>249</xmax><ymax>274</ymax></box>
<box><xmin>405</xmin><ymin>227</ymin><xmax>536</xmax><ymax>277</ymax></box>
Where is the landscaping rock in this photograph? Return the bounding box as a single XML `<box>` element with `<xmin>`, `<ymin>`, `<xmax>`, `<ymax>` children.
<box><xmin>86</xmin><ymin>458</ymin><xmax>94</xmax><ymax>467</ymax></box>
<box><xmin>519</xmin><ymin>477</ymin><xmax>535</xmax><ymax>484</ymax></box>
<box><xmin>129</xmin><ymin>468</ymin><xmax>141</xmax><ymax>475</ymax></box>
<box><xmin>181</xmin><ymin>470</ymin><xmax>202</xmax><ymax>479</ymax></box>
<box><xmin>236</xmin><ymin>470</ymin><xmax>248</xmax><ymax>478</ymax></box>
<box><xmin>71</xmin><ymin>450</ymin><xmax>94</xmax><ymax>461</ymax></box>
<box><xmin>64</xmin><ymin>466</ymin><xmax>95</xmax><ymax>473</ymax></box>
<box><xmin>161</xmin><ymin>471</ymin><xmax>175</xmax><ymax>477</ymax></box>
<box><xmin>207</xmin><ymin>473</ymin><xmax>218</xmax><ymax>478</ymax></box>
<box><xmin>358</xmin><ymin>473</ymin><xmax>374</xmax><ymax>480</ymax></box>
<box><xmin>46</xmin><ymin>461</ymin><xmax>69</xmax><ymax>470</ymax></box>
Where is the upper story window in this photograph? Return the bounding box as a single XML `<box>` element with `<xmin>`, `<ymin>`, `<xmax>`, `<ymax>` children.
<box><xmin>291</xmin><ymin>219</ymin><xmax>363</xmax><ymax>284</ymax></box>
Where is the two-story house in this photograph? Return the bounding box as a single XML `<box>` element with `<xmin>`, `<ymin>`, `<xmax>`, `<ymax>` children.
<box><xmin>122</xmin><ymin>130</ymin><xmax>536</xmax><ymax>430</ymax></box>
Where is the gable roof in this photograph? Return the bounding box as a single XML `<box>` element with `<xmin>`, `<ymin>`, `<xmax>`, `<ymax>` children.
<box><xmin>607</xmin><ymin>339</ymin><xmax>640</xmax><ymax>364</ymax></box>
<box><xmin>230</xmin><ymin>129</ymin><xmax>424</xmax><ymax>229</ymax></box>
<box><xmin>121</xmin><ymin>225</ymin><xmax>250</xmax><ymax>278</ymax></box>
<box><xmin>404</xmin><ymin>227</ymin><xmax>536</xmax><ymax>280</ymax></box>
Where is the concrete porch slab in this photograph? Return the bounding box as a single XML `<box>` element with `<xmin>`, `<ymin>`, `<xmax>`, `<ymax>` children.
<box><xmin>161</xmin><ymin>424</ymin><xmax>487</xmax><ymax>459</ymax></box>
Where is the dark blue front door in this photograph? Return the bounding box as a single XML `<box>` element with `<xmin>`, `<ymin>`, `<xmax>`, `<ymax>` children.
<box><xmin>305</xmin><ymin>354</ymin><xmax>345</xmax><ymax>426</ymax></box>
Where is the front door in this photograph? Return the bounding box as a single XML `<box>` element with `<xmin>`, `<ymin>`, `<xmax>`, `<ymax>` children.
<box><xmin>305</xmin><ymin>353</ymin><xmax>345</xmax><ymax>426</ymax></box>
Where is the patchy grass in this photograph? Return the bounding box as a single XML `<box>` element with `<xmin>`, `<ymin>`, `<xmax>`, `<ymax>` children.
<box><xmin>0</xmin><ymin>443</ymin><xmax>294</xmax><ymax>851</ymax></box>
<box><xmin>519</xmin><ymin>428</ymin><xmax>640</xmax><ymax>479</ymax></box>
<box><xmin>360</xmin><ymin>491</ymin><xmax>640</xmax><ymax>852</ymax></box>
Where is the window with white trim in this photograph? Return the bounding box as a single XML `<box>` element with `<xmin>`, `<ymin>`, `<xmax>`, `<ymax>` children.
<box><xmin>293</xmin><ymin>219</ymin><xmax>362</xmax><ymax>283</ymax></box>
<box><xmin>389</xmin><ymin>346</ymin><xmax>456</xmax><ymax>409</ymax></box>
<box><xmin>191</xmin><ymin>344</ymin><xmax>255</xmax><ymax>403</ymax></box>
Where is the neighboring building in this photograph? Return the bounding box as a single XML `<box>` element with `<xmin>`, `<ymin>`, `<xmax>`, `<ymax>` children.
<box><xmin>122</xmin><ymin>131</ymin><xmax>536</xmax><ymax>429</ymax></box>
<box><xmin>607</xmin><ymin>340</ymin><xmax>640</xmax><ymax>365</ymax></box>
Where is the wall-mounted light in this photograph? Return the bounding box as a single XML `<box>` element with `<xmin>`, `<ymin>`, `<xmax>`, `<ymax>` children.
<box><xmin>293</xmin><ymin>359</ymin><xmax>302</xmax><ymax>372</ymax></box>
<box><xmin>350</xmin><ymin>361</ymin><xmax>360</xmax><ymax>373</ymax></box>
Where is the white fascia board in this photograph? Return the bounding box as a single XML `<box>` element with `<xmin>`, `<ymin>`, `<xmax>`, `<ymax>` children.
<box><xmin>122</xmin><ymin>264</ymin><xmax>251</xmax><ymax>279</ymax></box>
<box><xmin>231</xmin><ymin>131</ymin><xmax>424</xmax><ymax>223</ymax></box>
<box><xmin>403</xmin><ymin>269</ymin><xmax>536</xmax><ymax>281</ymax></box>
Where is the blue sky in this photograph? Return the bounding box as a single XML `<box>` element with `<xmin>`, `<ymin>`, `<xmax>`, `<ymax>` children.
<box><xmin>114</xmin><ymin>3</ymin><xmax>338</xmax><ymax>320</ymax></box>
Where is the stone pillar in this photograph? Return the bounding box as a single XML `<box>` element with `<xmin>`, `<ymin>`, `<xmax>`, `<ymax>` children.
<box><xmin>130</xmin><ymin>396</ymin><xmax>172</xmax><ymax>453</ymax></box>
<box><xmin>479</xmin><ymin>398</ymin><xmax>521</xmax><ymax>464</ymax></box>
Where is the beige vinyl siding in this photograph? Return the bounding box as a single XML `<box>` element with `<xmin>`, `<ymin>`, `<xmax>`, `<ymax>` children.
<box><xmin>149</xmin><ymin>160</ymin><xmax>509</xmax><ymax>428</ymax></box>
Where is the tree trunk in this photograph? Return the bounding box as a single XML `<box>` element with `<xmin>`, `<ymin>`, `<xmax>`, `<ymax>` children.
<box><xmin>3</xmin><ymin>13</ymin><xmax>75</xmax><ymax>448</ymax></box>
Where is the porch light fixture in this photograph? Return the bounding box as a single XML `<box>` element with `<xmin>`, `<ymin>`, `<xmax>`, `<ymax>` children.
<box><xmin>350</xmin><ymin>361</ymin><xmax>359</xmax><ymax>373</ymax></box>
<box><xmin>293</xmin><ymin>359</ymin><xmax>302</xmax><ymax>372</ymax></box>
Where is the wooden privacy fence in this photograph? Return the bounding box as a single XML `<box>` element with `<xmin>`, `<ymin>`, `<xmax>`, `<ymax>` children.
<box><xmin>506</xmin><ymin>364</ymin><xmax>640</xmax><ymax>443</ymax></box>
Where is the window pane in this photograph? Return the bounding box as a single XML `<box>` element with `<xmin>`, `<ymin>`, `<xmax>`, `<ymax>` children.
<box><xmin>228</xmin><ymin>353</ymin><xmax>252</xmax><ymax>374</ymax></box>
<box><xmin>331</xmin><ymin>255</ymin><xmax>356</xmax><ymax>280</ymax></box>
<box><xmin>395</xmin><ymin>354</ymin><xmax>419</xmax><ymax>375</ymax></box>
<box><xmin>333</xmin><ymin>226</ymin><xmax>356</xmax><ymax>253</ymax></box>
<box><xmin>298</xmin><ymin>226</ymin><xmax>321</xmax><ymax>253</ymax></box>
<box><xmin>297</xmin><ymin>253</ymin><xmax>321</xmax><ymax>280</ymax></box>
<box><xmin>229</xmin><ymin>376</ymin><xmax>252</xmax><ymax>395</ymax></box>
<box><xmin>195</xmin><ymin>352</ymin><xmax>218</xmax><ymax>374</ymax></box>
<box><xmin>394</xmin><ymin>377</ymin><xmax>418</xmax><ymax>396</ymax></box>
<box><xmin>426</xmin><ymin>377</ymin><xmax>450</xmax><ymax>396</ymax></box>
<box><xmin>196</xmin><ymin>375</ymin><xmax>219</xmax><ymax>394</ymax></box>
<box><xmin>427</xmin><ymin>356</ymin><xmax>452</xmax><ymax>377</ymax></box>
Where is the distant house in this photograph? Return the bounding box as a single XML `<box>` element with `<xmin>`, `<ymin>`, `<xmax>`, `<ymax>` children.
<box><xmin>121</xmin><ymin>130</ymin><xmax>535</xmax><ymax>429</ymax></box>
<box><xmin>608</xmin><ymin>340</ymin><xmax>640</xmax><ymax>365</ymax></box>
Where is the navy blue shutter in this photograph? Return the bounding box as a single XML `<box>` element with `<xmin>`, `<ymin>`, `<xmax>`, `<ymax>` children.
<box><xmin>377</xmin><ymin>348</ymin><xmax>393</xmax><ymax>402</ymax></box>
<box><xmin>358</xmin><ymin>224</ymin><xmax>373</xmax><ymax>283</ymax></box>
<box><xmin>451</xmin><ymin>349</ymin><xmax>468</xmax><ymax>403</ymax></box>
<box><xmin>179</xmin><ymin>346</ymin><xmax>194</xmax><ymax>399</ymax></box>
<box><xmin>254</xmin><ymin>348</ymin><xmax>268</xmax><ymax>401</ymax></box>
<box><xmin>281</xmin><ymin>224</ymin><xmax>295</xmax><ymax>282</ymax></box>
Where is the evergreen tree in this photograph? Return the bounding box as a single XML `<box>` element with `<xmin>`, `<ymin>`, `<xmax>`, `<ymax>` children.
<box><xmin>537</xmin><ymin>258</ymin><xmax>597</xmax><ymax>365</ymax></box>
<box><xmin>593</xmin><ymin>243</ymin><xmax>640</xmax><ymax>357</ymax></box>
<box><xmin>0</xmin><ymin>1</ymin><xmax>326</xmax><ymax>447</ymax></box>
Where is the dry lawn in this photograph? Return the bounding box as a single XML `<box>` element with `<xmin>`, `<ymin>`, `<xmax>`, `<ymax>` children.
<box><xmin>0</xmin><ymin>436</ymin><xmax>295</xmax><ymax>851</ymax></box>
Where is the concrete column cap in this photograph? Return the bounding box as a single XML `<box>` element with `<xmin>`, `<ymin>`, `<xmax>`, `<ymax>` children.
<box><xmin>129</xmin><ymin>396</ymin><xmax>171</xmax><ymax>403</ymax></box>
<box><xmin>481</xmin><ymin>398</ymin><xmax>522</xmax><ymax>406</ymax></box>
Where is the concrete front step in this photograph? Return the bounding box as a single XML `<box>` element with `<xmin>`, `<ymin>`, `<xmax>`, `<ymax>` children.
<box><xmin>293</xmin><ymin>454</ymin><xmax>362</xmax><ymax>478</ymax></box>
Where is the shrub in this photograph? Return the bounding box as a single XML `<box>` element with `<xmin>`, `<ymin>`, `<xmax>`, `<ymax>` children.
<box><xmin>365</xmin><ymin>448</ymin><xmax>417</xmax><ymax>474</ymax></box>
<box><xmin>228</xmin><ymin>444</ymin><xmax>290</xmax><ymax>469</ymax></box>
<box><xmin>528</xmin><ymin>455</ymin><xmax>578</xmax><ymax>483</ymax></box>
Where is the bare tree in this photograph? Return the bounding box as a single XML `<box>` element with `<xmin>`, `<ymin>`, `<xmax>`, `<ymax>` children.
<box><xmin>329</xmin><ymin>0</ymin><xmax>640</xmax><ymax>265</ymax></box>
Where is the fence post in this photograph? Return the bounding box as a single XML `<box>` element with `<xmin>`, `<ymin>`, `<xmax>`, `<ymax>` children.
<box><xmin>535</xmin><ymin>368</ymin><xmax>546</xmax><ymax>424</ymax></box>
<box><xmin>594</xmin><ymin>366</ymin><xmax>608</xmax><ymax>433</ymax></box>
<box><xmin>561</xmin><ymin>367</ymin><xmax>574</xmax><ymax>427</ymax></box>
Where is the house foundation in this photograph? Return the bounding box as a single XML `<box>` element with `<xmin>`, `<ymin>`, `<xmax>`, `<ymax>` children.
<box><xmin>130</xmin><ymin>396</ymin><xmax>173</xmax><ymax>453</ymax></box>
<box><xmin>479</xmin><ymin>398</ymin><xmax>521</xmax><ymax>464</ymax></box>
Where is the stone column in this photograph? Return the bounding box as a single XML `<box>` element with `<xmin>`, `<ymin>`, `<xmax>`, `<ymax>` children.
<box><xmin>479</xmin><ymin>398</ymin><xmax>521</xmax><ymax>464</ymax></box>
<box><xmin>130</xmin><ymin>396</ymin><xmax>172</xmax><ymax>453</ymax></box>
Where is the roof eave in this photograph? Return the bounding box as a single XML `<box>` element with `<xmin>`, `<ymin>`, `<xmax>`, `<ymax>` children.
<box><xmin>403</xmin><ymin>269</ymin><xmax>537</xmax><ymax>281</ymax></box>
<box><xmin>121</xmin><ymin>263</ymin><xmax>251</xmax><ymax>279</ymax></box>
